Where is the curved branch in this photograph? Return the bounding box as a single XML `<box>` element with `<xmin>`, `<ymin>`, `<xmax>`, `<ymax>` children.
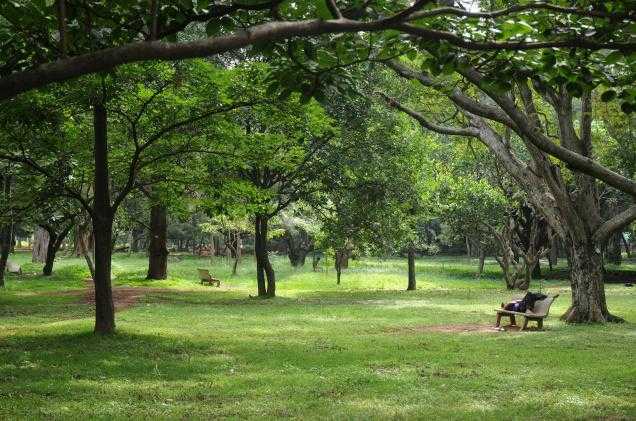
<box><xmin>408</xmin><ymin>3</ymin><xmax>635</xmax><ymax>20</ymax></box>
<box><xmin>593</xmin><ymin>205</ymin><xmax>636</xmax><ymax>246</ymax></box>
<box><xmin>459</xmin><ymin>68</ymin><xmax>636</xmax><ymax>198</ymax></box>
<box><xmin>385</xmin><ymin>60</ymin><xmax>515</xmax><ymax>127</ymax></box>
<box><xmin>395</xmin><ymin>23</ymin><xmax>636</xmax><ymax>52</ymax></box>
<box><xmin>379</xmin><ymin>93</ymin><xmax>478</xmax><ymax>137</ymax></box>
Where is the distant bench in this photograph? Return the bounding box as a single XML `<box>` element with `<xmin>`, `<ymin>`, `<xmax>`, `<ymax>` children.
<box><xmin>495</xmin><ymin>295</ymin><xmax>559</xmax><ymax>330</ymax></box>
<box><xmin>5</xmin><ymin>261</ymin><xmax>21</xmax><ymax>274</ymax></box>
<box><xmin>198</xmin><ymin>268</ymin><xmax>221</xmax><ymax>287</ymax></box>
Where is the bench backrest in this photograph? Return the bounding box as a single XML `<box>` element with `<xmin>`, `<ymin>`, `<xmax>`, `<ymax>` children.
<box><xmin>531</xmin><ymin>295</ymin><xmax>558</xmax><ymax>317</ymax></box>
<box><xmin>197</xmin><ymin>268</ymin><xmax>211</xmax><ymax>280</ymax></box>
<box><xmin>6</xmin><ymin>261</ymin><xmax>21</xmax><ymax>273</ymax></box>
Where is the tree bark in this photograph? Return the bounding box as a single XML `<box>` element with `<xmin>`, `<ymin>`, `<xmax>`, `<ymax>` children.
<box><xmin>407</xmin><ymin>247</ymin><xmax>416</xmax><ymax>291</ymax></box>
<box><xmin>254</xmin><ymin>214</ymin><xmax>275</xmax><ymax>297</ymax></box>
<box><xmin>32</xmin><ymin>226</ymin><xmax>49</xmax><ymax>263</ymax></box>
<box><xmin>561</xmin><ymin>239</ymin><xmax>619</xmax><ymax>323</ymax></box>
<box><xmin>147</xmin><ymin>203</ymin><xmax>168</xmax><ymax>280</ymax></box>
<box><xmin>0</xmin><ymin>173</ymin><xmax>12</xmax><ymax>287</ymax></box>
<box><xmin>43</xmin><ymin>233</ymin><xmax>59</xmax><ymax>276</ymax></box>
<box><xmin>605</xmin><ymin>232</ymin><xmax>622</xmax><ymax>265</ymax></box>
<box><xmin>548</xmin><ymin>232</ymin><xmax>558</xmax><ymax>270</ymax></box>
<box><xmin>92</xmin><ymin>99</ymin><xmax>115</xmax><ymax>334</ymax></box>
<box><xmin>477</xmin><ymin>246</ymin><xmax>486</xmax><ymax>277</ymax></box>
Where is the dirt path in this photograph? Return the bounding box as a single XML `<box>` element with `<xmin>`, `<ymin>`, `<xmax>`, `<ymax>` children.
<box><xmin>385</xmin><ymin>323</ymin><xmax>523</xmax><ymax>334</ymax></box>
<box><xmin>52</xmin><ymin>280</ymin><xmax>174</xmax><ymax>312</ymax></box>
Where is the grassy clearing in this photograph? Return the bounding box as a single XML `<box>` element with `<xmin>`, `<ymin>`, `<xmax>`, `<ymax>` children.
<box><xmin>1</xmin><ymin>252</ymin><xmax>634</xmax><ymax>419</ymax></box>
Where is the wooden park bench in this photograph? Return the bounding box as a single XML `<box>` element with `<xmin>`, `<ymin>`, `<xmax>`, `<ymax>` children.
<box><xmin>6</xmin><ymin>261</ymin><xmax>22</xmax><ymax>274</ymax></box>
<box><xmin>198</xmin><ymin>268</ymin><xmax>221</xmax><ymax>287</ymax></box>
<box><xmin>495</xmin><ymin>294</ymin><xmax>559</xmax><ymax>331</ymax></box>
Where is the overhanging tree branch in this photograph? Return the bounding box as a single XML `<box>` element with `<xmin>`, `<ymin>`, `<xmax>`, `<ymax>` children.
<box><xmin>2</xmin><ymin>13</ymin><xmax>634</xmax><ymax>100</ymax></box>
<box><xmin>593</xmin><ymin>205</ymin><xmax>636</xmax><ymax>246</ymax></box>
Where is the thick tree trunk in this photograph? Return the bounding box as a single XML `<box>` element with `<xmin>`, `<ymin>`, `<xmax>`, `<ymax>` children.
<box><xmin>407</xmin><ymin>247</ymin><xmax>416</xmax><ymax>291</ymax></box>
<box><xmin>43</xmin><ymin>232</ymin><xmax>59</xmax><ymax>276</ymax></box>
<box><xmin>32</xmin><ymin>227</ymin><xmax>49</xmax><ymax>263</ymax></box>
<box><xmin>92</xmin><ymin>99</ymin><xmax>115</xmax><ymax>335</ymax></box>
<box><xmin>147</xmin><ymin>203</ymin><xmax>168</xmax><ymax>280</ymax></box>
<box><xmin>561</xmin><ymin>239</ymin><xmax>619</xmax><ymax>323</ymax></box>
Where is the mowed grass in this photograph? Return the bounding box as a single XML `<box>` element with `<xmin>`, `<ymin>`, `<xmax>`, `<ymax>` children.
<box><xmin>0</xmin><ymin>252</ymin><xmax>634</xmax><ymax>419</ymax></box>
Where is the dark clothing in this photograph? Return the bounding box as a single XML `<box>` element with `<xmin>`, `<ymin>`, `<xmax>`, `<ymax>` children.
<box><xmin>504</xmin><ymin>292</ymin><xmax>547</xmax><ymax>313</ymax></box>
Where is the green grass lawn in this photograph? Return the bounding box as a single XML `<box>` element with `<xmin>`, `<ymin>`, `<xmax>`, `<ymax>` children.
<box><xmin>1</xmin><ymin>252</ymin><xmax>634</xmax><ymax>419</ymax></box>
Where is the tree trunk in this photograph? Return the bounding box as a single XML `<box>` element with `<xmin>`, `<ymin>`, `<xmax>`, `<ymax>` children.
<box><xmin>605</xmin><ymin>232</ymin><xmax>622</xmax><ymax>266</ymax></box>
<box><xmin>32</xmin><ymin>226</ymin><xmax>49</xmax><ymax>263</ymax></box>
<box><xmin>92</xmin><ymin>99</ymin><xmax>115</xmax><ymax>334</ymax></box>
<box><xmin>147</xmin><ymin>203</ymin><xmax>168</xmax><ymax>280</ymax></box>
<box><xmin>0</xmin><ymin>241</ymin><xmax>8</xmax><ymax>287</ymax></box>
<box><xmin>407</xmin><ymin>247</ymin><xmax>416</xmax><ymax>291</ymax></box>
<box><xmin>286</xmin><ymin>232</ymin><xmax>311</xmax><ymax>267</ymax></box>
<box><xmin>0</xmin><ymin>173</ymin><xmax>12</xmax><ymax>287</ymax></box>
<box><xmin>561</xmin><ymin>239</ymin><xmax>619</xmax><ymax>323</ymax></box>
<box><xmin>76</xmin><ymin>222</ymin><xmax>95</xmax><ymax>279</ymax></box>
<box><xmin>548</xmin><ymin>233</ymin><xmax>558</xmax><ymax>271</ymax></box>
<box><xmin>231</xmin><ymin>234</ymin><xmax>241</xmax><ymax>275</ymax></box>
<box><xmin>335</xmin><ymin>248</ymin><xmax>349</xmax><ymax>285</ymax></box>
<box><xmin>477</xmin><ymin>247</ymin><xmax>486</xmax><ymax>277</ymax></box>
<box><xmin>532</xmin><ymin>260</ymin><xmax>541</xmax><ymax>278</ymax></box>
<box><xmin>43</xmin><ymin>232</ymin><xmax>59</xmax><ymax>276</ymax></box>
<box><xmin>465</xmin><ymin>236</ymin><xmax>472</xmax><ymax>258</ymax></box>
<box><xmin>312</xmin><ymin>250</ymin><xmax>321</xmax><ymax>272</ymax></box>
<box><xmin>254</xmin><ymin>215</ymin><xmax>275</xmax><ymax>297</ymax></box>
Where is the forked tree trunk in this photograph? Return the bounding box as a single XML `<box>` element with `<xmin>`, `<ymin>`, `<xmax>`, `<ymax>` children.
<box><xmin>407</xmin><ymin>247</ymin><xmax>416</xmax><ymax>291</ymax></box>
<box><xmin>254</xmin><ymin>214</ymin><xmax>275</xmax><ymax>297</ymax></box>
<box><xmin>42</xmin><ymin>224</ymin><xmax>73</xmax><ymax>276</ymax></box>
<box><xmin>147</xmin><ymin>203</ymin><xmax>168</xmax><ymax>280</ymax></box>
<box><xmin>92</xmin><ymin>99</ymin><xmax>115</xmax><ymax>334</ymax></box>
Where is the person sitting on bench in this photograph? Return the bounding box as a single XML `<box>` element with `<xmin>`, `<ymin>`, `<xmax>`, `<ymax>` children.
<box><xmin>501</xmin><ymin>291</ymin><xmax>547</xmax><ymax>313</ymax></box>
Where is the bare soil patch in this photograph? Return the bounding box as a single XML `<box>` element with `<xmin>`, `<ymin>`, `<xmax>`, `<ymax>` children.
<box><xmin>386</xmin><ymin>323</ymin><xmax>523</xmax><ymax>334</ymax></box>
<box><xmin>51</xmin><ymin>280</ymin><xmax>173</xmax><ymax>312</ymax></box>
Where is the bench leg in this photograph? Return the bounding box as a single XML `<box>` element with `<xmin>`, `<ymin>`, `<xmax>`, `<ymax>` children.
<box><xmin>537</xmin><ymin>319</ymin><xmax>543</xmax><ymax>330</ymax></box>
<box><xmin>510</xmin><ymin>315</ymin><xmax>516</xmax><ymax>326</ymax></box>
<box><xmin>521</xmin><ymin>317</ymin><xmax>529</xmax><ymax>331</ymax></box>
<box><xmin>496</xmin><ymin>313</ymin><xmax>502</xmax><ymax>327</ymax></box>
